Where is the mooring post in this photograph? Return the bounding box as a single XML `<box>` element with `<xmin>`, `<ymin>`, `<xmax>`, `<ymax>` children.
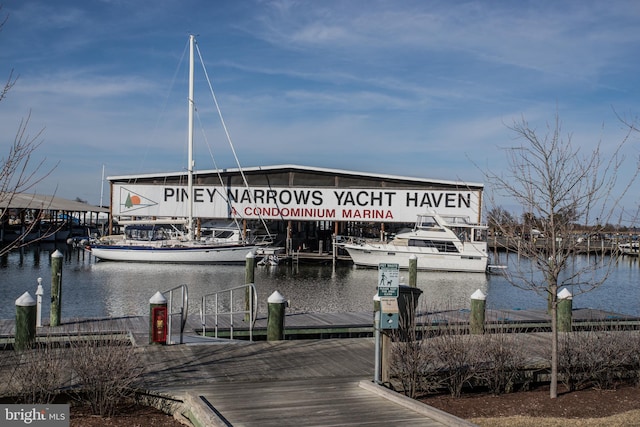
<box><xmin>35</xmin><ymin>277</ymin><xmax>44</xmax><ymax>328</ymax></box>
<box><xmin>470</xmin><ymin>289</ymin><xmax>486</xmax><ymax>334</ymax></box>
<box><xmin>245</xmin><ymin>251</ymin><xmax>256</xmax><ymax>322</ymax></box>
<box><xmin>50</xmin><ymin>250</ymin><xmax>63</xmax><ymax>327</ymax></box>
<box><xmin>408</xmin><ymin>255</ymin><xmax>417</xmax><ymax>288</ymax></box>
<box><xmin>267</xmin><ymin>290</ymin><xmax>287</xmax><ymax>341</ymax></box>
<box><xmin>557</xmin><ymin>288</ymin><xmax>573</xmax><ymax>332</ymax></box>
<box><xmin>15</xmin><ymin>291</ymin><xmax>36</xmax><ymax>351</ymax></box>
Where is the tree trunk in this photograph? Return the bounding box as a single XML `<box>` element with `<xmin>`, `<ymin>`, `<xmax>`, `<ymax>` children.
<box><xmin>550</xmin><ymin>288</ymin><xmax>558</xmax><ymax>399</ymax></box>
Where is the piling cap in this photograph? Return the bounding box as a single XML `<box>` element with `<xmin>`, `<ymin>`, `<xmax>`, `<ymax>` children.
<box><xmin>268</xmin><ymin>290</ymin><xmax>287</xmax><ymax>304</ymax></box>
<box><xmin>51</xmin><ymin>249</ymin><xmax>63</xmax><ymax>258</ymax></box>
<box><xmin>15</xmin><ymin>291</ymin><xmax>36</xmax><ymax>306</ymax></box>
<box><xmin>149</xmin><ymin>291</ymin><xmax>167</xmax><ymax>304</ymax></box>
<box><xmin>557</xmin><ymin>288</ymin><xmax>573</xmax><ymax>300</ymax></box>
<box><xmin>246</xmin><ymin>251</ymin><xmax>255</xmax><ymax>259</ymax></box>
<box><xmin>471</xmin><ymin>289</ymin><xmax>486</xmax><ymax>301</ymax></box>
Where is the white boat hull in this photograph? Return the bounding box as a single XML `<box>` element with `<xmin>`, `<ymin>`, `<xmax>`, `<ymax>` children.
<box><xmin>89</xmin><ymin>244</ymin><xmax>259</xmax><ymax>263</ymax></box>
<box><xmin>619</xmin><ymin>243</ymin><xmax>639</xmax><ymax>256</ymax></box>
<box><xmin>342</xmin><ymin>243</ymin><xmax>488</xmax><ymax>273</ymax></box>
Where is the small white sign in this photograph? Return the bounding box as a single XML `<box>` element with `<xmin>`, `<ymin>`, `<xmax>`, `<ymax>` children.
<box><xmin>378</xmin><ymin>263</ymin><xmax>399</xmax><ymax>297</ymax></box>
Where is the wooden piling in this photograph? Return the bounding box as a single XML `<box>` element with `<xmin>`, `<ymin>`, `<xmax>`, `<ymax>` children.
<box><xmin>558</xmin><ymin>288</ymin><xmax>573</xmax><ymax>332</ymax></box>
<box><xmin>470</xmin><ymin>289</ymin><xmax>486</xmax><ymax>334</ymax></box>
<box><xmin>15</xmin><ymin>292</ymin><xmax>36</xmax><ymax>351</ymax></box>
<box><xmin>245</xmin><ymin>251</ymin><xmax>255</xmax><ymax>322</ymax></box>
<box><xmin>267</xmin><ymin>291</ymin><xmax>286</xmax><ymax>341</ymax></box>
<box><xmin>50</xmin><ymin>250</ymin><xmax>63</xmax><ymax>327</ymax></box>
<box><xmin>408</xmin><ymin>255</ymin><xmax>417</xmax><ymax>288</ymax></box>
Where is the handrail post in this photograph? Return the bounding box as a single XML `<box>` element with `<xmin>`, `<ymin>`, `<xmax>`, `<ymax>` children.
<box><xmin>230</xmin><ymin>289</ymin><xmax>234</xmax><ymax>339</ymax></box>
<box><xmin>167</xmin><ymin>291</ymin><xmax>173</xmax><ymax>344</ymax></box>
<box><xmin>215</xmin><ymin>293</ymin><xmax>219</xmax><ymax>338</ymax></box>
<box><xmin>200</xmin><ymin>283</ymin><xmax>258</xmax><ymax>341</ymax></box>
<box><xmin>201</xmin><ymin>295</ymin><xmax>206</xmax><ymax>336</ymax></box>
<box><xmin>163</xmin><ymin>284</ymin><xmax>189</xmax><ymax>345</ymax></box>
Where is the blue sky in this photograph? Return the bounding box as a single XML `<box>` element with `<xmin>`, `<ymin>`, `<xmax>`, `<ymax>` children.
<box><xmin>1</xmin><ymin>0</ymin><xmax>639</xmax><ymax>223</ymax></box>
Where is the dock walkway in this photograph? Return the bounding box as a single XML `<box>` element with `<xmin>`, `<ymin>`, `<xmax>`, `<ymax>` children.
<box><xmin>0</xmin><ymin>313</ymin><xmax>477</xmax><ymax>427</ymax></box>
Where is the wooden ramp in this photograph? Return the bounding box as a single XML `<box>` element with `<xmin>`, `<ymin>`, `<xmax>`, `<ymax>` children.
<box><xmin>140</xmin><ymin>338</ymin><xmax>471</xmax><ymax>426</ymax></box>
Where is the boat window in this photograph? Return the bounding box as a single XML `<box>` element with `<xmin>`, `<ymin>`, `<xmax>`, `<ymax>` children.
<box><xmin>125</xmin><ymin>226</ymin><xmax>170</xmax><ymax>241</ymax></box>
<box><xmin>416</xmin><ymin>216</ymin><xmax>439</xmax><ymax>229</ymax></box>
<box><xmin>442</xmin><ymin>216</ymin><xmax>470</xmax><ymax>225</ymax></box>
<box><xmin>473</xmin><ymin>229</ymin><xmax>487</xmax><ymax>242</ymax></box>
<box><xmin>408</xmin><ymin>239</ymin><xmax>459</xmax><ymax>253</ymax></box>
<box><xmin>214</xmin><ymin>230</ymin><xmax>236</xmax><ymax>239</ymax></box>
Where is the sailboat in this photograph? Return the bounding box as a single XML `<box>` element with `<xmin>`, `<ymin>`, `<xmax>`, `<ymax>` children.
<box><xmin>89</xmin><ymin>35</ymin><xmax>270</xmax><ymax>263</ymax></box>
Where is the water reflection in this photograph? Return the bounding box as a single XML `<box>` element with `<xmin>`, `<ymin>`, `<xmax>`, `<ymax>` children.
<box><xmin>0</xmin><ymin>245</ymin><xmax>638</xmax><ymax>319</ymax></box>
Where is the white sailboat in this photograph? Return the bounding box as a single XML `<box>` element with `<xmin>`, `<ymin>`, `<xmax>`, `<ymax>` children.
<box><xmin>339</xmin><ymin>212</ymin><xmax>489</xmax><ymax>272</ymax></box>
<box><xmin>89</xmin><ymin>35</ymin><xmax>269</xmax><ymax>263</ymax></box>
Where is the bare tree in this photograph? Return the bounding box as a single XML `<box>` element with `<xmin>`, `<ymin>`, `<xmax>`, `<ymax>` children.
<box><xmin>484</xmin><ymin>113</ymin><xmax>639</xmax><ymax>398</ymax></box>
<box><xmin>0</xmin><ymin>6</ymin><xmax>57</xmax><ymax>255</ymax></box>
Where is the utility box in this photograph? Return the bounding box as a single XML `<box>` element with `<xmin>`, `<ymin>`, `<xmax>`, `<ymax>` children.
<box><xmin>151</xmin><ymin>306</ymin><xmax>168</xmax><ymax>344</ymax></box>
<box><xmin>379</xmin><ymin>297</ymin><xmax>399</xmax><ymax>330</ymax></box>
<box><xmin>149</xmin><ymin>291</ymin><xmax>168</xmax><ymax>345</ymax></box>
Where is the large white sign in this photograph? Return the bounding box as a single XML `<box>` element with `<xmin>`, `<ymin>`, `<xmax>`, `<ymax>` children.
<box><xmin>112</xmin><ymin>184</ymin><xmax>481</xmax><ymax>222</ymax></box>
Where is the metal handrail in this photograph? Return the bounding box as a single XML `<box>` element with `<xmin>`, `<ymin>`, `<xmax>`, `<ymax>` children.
<box><xmin>200</xmin><ymin>283</ymin><xmax>257</xmax><ymax>341</ymax></box>
<box><xmin>164</xmin><ymin>284</ymin><xmax>188</xmax><ymax>344</ymax></box>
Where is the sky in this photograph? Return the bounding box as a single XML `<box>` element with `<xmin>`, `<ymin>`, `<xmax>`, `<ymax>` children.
<box><xmin>1</xmin><ymin>0</ymin><xmax>639</xmax><ymax>224</ymax></box>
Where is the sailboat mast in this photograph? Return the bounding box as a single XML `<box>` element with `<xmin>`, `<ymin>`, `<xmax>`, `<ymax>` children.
<box><xmin>187</xmin><ymin>34</ymin><xmax>195</xmax><ymax>240</ymax></box>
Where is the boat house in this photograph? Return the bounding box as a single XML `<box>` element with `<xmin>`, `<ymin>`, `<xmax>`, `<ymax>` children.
<box><xmin>105</xmin><ymin>164</ymin><xmax>484</xmax><ymax>256</ymax></box>
<box><xmin>0</xmin><ymin>192</ymin><xmax>109</xmax><ymax>244</ymax></box>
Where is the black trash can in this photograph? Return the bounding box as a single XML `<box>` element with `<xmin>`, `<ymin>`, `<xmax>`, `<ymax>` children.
<box><xmin>397</xmin><ymin>285</ymin><xmax>423</xmax><ymax>335</ymax></box>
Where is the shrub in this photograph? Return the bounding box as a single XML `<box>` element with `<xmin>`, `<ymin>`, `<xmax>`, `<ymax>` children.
<box><xmin>476</xmin><ymin>328</ymin><xmax>527</xmax><ymax>395</ymax></box>
<box><xmin>559</xmin><ymin>324</ymin><xmax>638</xmax><ymax>391</ymax></box>
<box><xmin>68</xmin><ymin>331</ymin><xmax>143</xmax><ymax>417</ymax></box>
<box><xmin>429</xmin><ymin>326</ymin><xmax>483</xmax><ymax>398</ymax></box>
<box><xmin>389</xmin><ymin>313</ymin><xmax>442</xmax><ymax>398</ymax></box>
<box><xmin>5</xmin><ymin>342</ymin><xmax>69</xmax><ymax>404</ymax></box>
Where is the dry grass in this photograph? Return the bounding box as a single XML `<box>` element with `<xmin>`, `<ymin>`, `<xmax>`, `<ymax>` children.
<box><xmin>472</xmin><ymin>409</ymin><xmax>640</xmax><ymax>426</ymax></box>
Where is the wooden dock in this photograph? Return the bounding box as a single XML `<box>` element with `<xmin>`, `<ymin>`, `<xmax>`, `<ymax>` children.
<box><xmin>1</xmin><ymin>308</ymin><xmax>639</xmax><ymax>426</ymax></box>
<box><xmin>1</xmin><ymin>307</ymin><xmax>638</xmax><ymax>343</ymax></box>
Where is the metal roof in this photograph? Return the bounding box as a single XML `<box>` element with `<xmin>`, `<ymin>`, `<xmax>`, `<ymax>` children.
<box><xmin>0</xmin><ymin>192</ymin><xmax>109</xmax><ymax>212</ymax></box>
<box><xmin>107</xmin><ymin>164</ymin><xmax>484</xmax><ymax>189</ymax></box>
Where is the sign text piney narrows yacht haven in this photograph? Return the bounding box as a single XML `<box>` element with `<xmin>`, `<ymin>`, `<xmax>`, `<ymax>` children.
<box><xmin>113</xmin><ymin>185</ymin><xmax>480</xmax><ymax>222</ymax></box>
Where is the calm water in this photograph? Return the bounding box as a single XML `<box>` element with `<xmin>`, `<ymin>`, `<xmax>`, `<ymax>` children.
<box><xmin>1</xmin><ymin>244</ymin><xmax>638</xmax><ymax>320</ymax></box>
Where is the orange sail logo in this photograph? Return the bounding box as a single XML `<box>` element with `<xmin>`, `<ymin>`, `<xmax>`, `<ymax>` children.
<box><xmin>120</xmin><ymin>188</ymin><xmax>158</xmax><ymax>213</ymax></box>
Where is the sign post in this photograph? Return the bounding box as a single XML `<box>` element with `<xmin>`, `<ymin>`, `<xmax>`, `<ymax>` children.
<box><xmin>375</xmin><ymin>263</ymin><xmax>399</xmax><ymax>384</ymax></box>
<box><xmin>378</xmin><ymin>263</ymin><xmax>399</xmax><ymax>329</ymax></box>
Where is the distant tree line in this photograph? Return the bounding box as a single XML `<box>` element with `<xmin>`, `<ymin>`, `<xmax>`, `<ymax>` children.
<box><xmin>486</xmin><ymin>206</ymin><xmax>639</xmax><ymax>237</ymax></box>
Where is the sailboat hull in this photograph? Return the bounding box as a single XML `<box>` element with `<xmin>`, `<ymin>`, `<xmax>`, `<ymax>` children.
<box><xmin>89</xmin><ymin>244</ymin><xmax>259</xmax><ymax>263</ymax></box>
